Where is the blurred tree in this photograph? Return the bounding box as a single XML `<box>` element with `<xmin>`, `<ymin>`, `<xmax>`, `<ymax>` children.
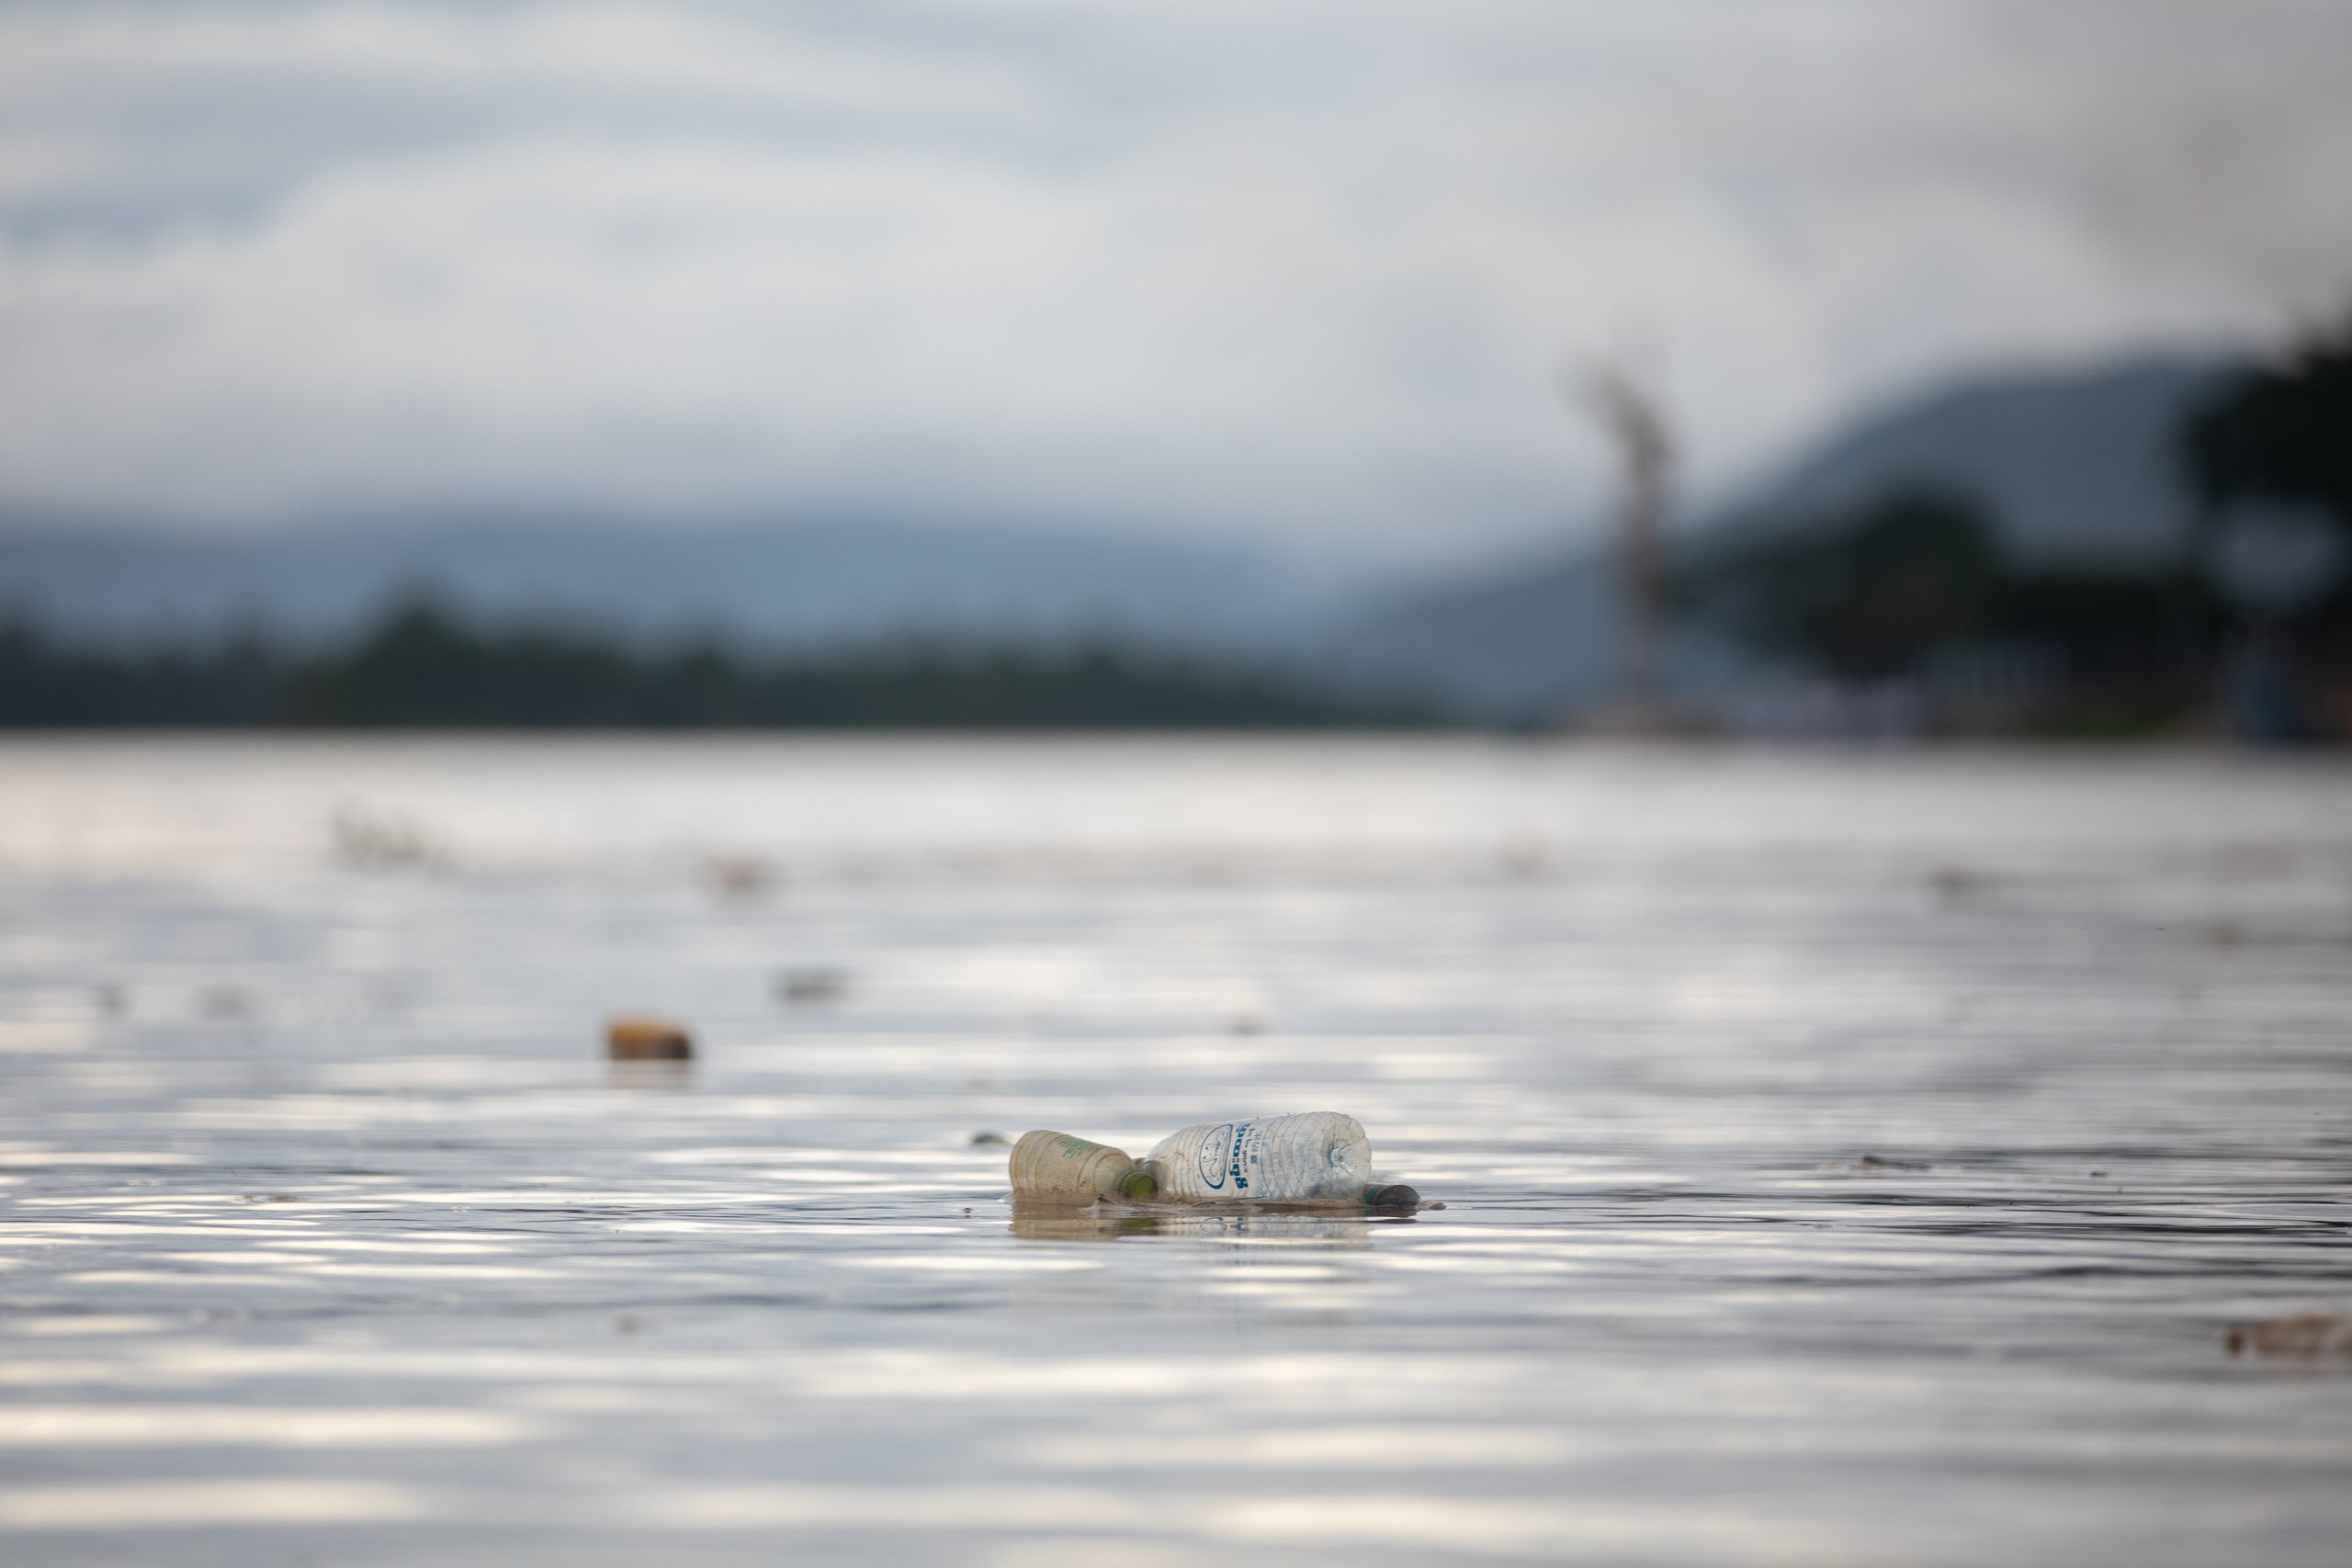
<box><xmin>2181</xmin><ymin>305</ymin><xmax>2352</xmax><ymax>739</ymax></box>
<box><xmin>1686</xmin><ymin>488</ymin><xmax>2005</xmax><ymax>680</ymax></box>
<box><xmin>2185</xmin><ymin>308</ymin><xmax>2352</xmax><ymax>535</ymax></box>
<box><xmin>1681</xmin><ymin>486</ymin><xmax>2223</xmax><ymax>734</ymax></box>
<box><xmin>0</xmin><ymin>597</ymin><xmax>1439</xmax><ymax>729</ymax></box>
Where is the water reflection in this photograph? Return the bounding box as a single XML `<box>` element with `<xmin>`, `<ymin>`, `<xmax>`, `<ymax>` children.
<box><xmin>1009</xmin><ymin>1205</ymin><xmax>1170</xmax><ymax>1243</ymax></box>
<box><xmin>606</xmin><ymin>1060</ymin><xmax>695</xmax><ymax>1092</ymax></box>
<box><xmin>1009</xmin><ymin>1204</ymin><xmax>1384</xmax><ymax>1247</ymax></box>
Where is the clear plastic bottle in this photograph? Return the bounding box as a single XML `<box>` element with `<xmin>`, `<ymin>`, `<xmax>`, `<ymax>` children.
<box><xmin>1144</xmin><ymin>1111</ymin><xmax>1371</xmax><ymax>1203</ymax></box>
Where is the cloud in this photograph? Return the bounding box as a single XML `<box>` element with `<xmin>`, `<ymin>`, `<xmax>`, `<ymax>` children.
<box><xmin>0</xmin><ymin>0</ymin><xmax>2346</xmax><ymax>558</ymax></box>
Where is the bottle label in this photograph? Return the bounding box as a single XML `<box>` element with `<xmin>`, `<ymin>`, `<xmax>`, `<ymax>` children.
<box><xmin>1229</xmin><ymin>1121</ymin><xmax>1264</xmax><ymax>1193</ymax></box>
<box><xmin>1147</xmin><ymin>1111</ymin><xmax>1367</xmax><ymax>1204</ymax></box>
<box><xmin>1195</xmin><ymin>1122</ymin><xmax>1236</xmax><ymax>1190</ymax></box>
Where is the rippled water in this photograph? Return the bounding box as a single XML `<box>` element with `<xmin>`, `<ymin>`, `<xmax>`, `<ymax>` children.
<box><xmin>3</xmin><ymin>738</ymin><xmax>2349</xmax><ymax>1566</ymax></box>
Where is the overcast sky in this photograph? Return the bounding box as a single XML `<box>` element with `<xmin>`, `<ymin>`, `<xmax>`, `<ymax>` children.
<box><xmin>3</xmin><ymin>0</ymin><xmax>2348</xmax><ymax>561</ymax></box>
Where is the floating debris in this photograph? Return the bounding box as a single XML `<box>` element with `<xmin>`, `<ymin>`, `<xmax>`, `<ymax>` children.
<box><xmin>199</xmin><ymin>987</ymin><xmax>252</xmax><ymax>1021</ymax></box>
<box><xmin>332</xmin><ymin>806</ymin><xmax>441</xmax><ymax>871</ymax></box>
<box><xmin>1838</xmin><ymin>1154</ymin><xmax>1929</xmax><ymax>1173</ymax></box>
<box><xmin>1010</xmin><ymin>1131</ymin><xmax>1156</xmax><ymax>1201</ymax></box>
<box><xmin>705</xmin><ymin>857</ymin><xmax>772</xmax><ymax>899</ymax></box>
<box><xmin>776</xmin><ymin>966</ymin><xmax>850</xmax><ymax>1004</ymax></box>
<box><xmin>2225</xmin><ymin>1313</ymin><xmax>2351</xmax><ymax>1359</ymax></box>
<box><xmin>1928</xmin><ymin>866</ymin><xmax>1984</xmax><ymax>900</ymax></box>
<box><xmin>1006</xmin><ymin>1114</ymin><xmax>1421</xmax><ymax>1210</ymax></box>
<box><xmin>968</xmin><ymin>1131</ymin><xmax>1012</xmax><ymax>1146</ymax></box>
<box><xmin>1149</xmin><ymin>1113</ymin><xmax>1369</xmax><ymax>1203</ymax></box>
<box><xmin>605</xmin><ymin>1016</ymin><xmax>694</xmax><ymax>1061</ymax></box>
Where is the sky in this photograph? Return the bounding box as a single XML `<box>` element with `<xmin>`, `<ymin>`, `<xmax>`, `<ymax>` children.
<box><xmin>3</xmin><ymin>0</ymin><xmax>2348</xmax><ymax>564</ymax></box>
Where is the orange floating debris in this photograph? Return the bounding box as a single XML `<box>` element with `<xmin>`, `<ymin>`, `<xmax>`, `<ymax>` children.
<box><xmin>605</xmin><ymin>1016</ymin><xmax>694</xmax><ymax>1061</ymax></box>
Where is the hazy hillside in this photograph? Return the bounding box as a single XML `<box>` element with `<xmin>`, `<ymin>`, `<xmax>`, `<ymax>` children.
<box><xmin>1310</xmin><ymin>551</ymin><xmax>1755</xmax><ymax>724</ymax></box>
<box><xmin>1313</xmin><ymin>552</ymin><xmax>1615</xmax><ymax>721</ymax></box>
<box><xmin>1320</xmin><ymin>351</ymin><xmax>2246</xmax><ymax>719</ymax></box>
<box><xmin>1719</xmin><ymin>355</ymin><xmax>2241</xmax><ymax>562</ymax></box>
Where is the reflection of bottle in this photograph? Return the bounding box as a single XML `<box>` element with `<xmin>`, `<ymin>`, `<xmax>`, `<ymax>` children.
<box><xmin>1146</xmin><ymin>1112</ymin><xmax>1371</xmax><ymax>1202</ymax></box>
<box><xmin>1009</xmin><ymin>1206</ymin><xmax>1170</xmax><ymax>1242</ymax></box>
<box><xmin>1009</xmin><ymin>1131</ymin><xmax>1159</xmax><ymax>1202</ymax></box>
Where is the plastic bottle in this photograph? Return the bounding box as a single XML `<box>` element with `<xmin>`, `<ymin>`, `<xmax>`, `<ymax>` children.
<box><xmin>1009</xmin><ymin>1130</ymin><xmax>1159</xmax><ymax>1202</ymax></box>
<box><xmin>1144</xmin><ymin>1111</ymin><xmax>1371</xmax><ymax>1203</ymax></box>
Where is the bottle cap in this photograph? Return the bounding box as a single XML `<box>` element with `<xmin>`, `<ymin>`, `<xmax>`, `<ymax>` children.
<box><xmin>1363</xmin><ymin>1184</ymin><xmax>1420</xmax><ymax>1211</ymax></box>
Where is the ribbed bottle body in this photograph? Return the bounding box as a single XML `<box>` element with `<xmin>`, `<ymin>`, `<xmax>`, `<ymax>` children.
<box><xmin>1145</xmin><ymin>1111</ymin><xmax>1370</xmax><ymax>1202</ymax></box>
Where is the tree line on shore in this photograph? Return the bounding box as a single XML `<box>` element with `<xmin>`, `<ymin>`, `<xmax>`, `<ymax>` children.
<box><xmin>0</xmin><ymin>601</ymin><xmax>1435</xmax><ymax>728</ymax></box>
<box><xmin>1678</xmin><ymin>303</ymin><xmax>2351</xmax><ymax>739</ymax></box>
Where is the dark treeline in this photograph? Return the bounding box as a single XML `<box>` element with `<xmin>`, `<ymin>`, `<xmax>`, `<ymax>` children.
<box><xmin>1679</xmin><ymin>301</ymin><xmax>2352</xmax><ymax>739</ymax></box>
<box><xmin>0</xmin><ymin>600</ymin><xmax>1436</xmax><ymax>728</ymax></box>
<box><xmin>1677</xmin><ymin>488</ymin><xmax>2230</xmax><ymax>733</ymax></box>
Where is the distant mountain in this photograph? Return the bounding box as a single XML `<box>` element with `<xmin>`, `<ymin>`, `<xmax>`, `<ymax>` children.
<box><xmin>0</xmin><ymin>515</ymin><xmax>1366</xmax><ymax>654</ymax></box>
<box><xmin>1307</xmin><ymin>550</ymin><xmax>1750</xmax><ymax>724</ymax></box>
<box><xmin>1313</xmin><ymin>550</ymin><xmax>1614</xmax><ymax>720</ymax></box>
<box><xmin>1314</xmin><ymin>351</ymin><xmax>2248</xmax><ymax>720</ymax></box>
<box><xmin>0</xmin><ymin>352</ymin><xmax>2256</xmax><ymax>727</ymax></box>
<box><xmin>1716</xmin><ymin>354</ymin><xmax>2242</xmax><ymax>563</ymax></box>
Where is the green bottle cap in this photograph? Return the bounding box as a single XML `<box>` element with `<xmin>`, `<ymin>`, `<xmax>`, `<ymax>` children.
<box><xmin>1116</xmin><ymin>1168</ymin><xmax>1159</xmax><ymax>1201</ymax></box>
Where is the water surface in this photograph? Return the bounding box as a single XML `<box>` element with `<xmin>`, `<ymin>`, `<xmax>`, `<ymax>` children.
<box><xmin>3</xmin><ymin>738</ymin><xmax>2349</xmax><ymax>1565</ymax></box>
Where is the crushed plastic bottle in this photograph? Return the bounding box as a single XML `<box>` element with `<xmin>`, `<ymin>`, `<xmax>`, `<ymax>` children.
<box><xmin>1008</xmin><ymin>1130</ymin><xmax>1159</xmax><ymax>1202</ymax></box>
<box><xmin>1145</xmin><ymin>1111</ymin><xmax>1372</xmax><ymax>1203</ymax></box>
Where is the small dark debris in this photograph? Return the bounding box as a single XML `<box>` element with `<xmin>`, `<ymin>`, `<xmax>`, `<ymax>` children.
<box><xmin>968</xmin><ymin>1132</ymin><xmax>1012</xmax><ymax>1146</ymax></box>
<box><xmin>776</xmin><ymin>967</ymin><xmax>849</xmax><ymax>1004</ymax></box>
<box><xmin>705</xmin><ymin>857</ymin><xmax>772</xmax><ymax>899</ymax></box>
<box><xmin>1846</xmin><ymin>1154</ymin><xmax>1928</xmax><ymax>1172</ymax></box>
<box><xmin>332</xmin><ymin>807</ymin><xmax>439</xmax><ymax>872</ymax></box>
<box><xmin>200</xmin><ymin>987</ymin><xmax>252</xmax><ymax>1020</ymax></box>
<box><xmin>1929</xmin><ymin>867</ymin><xmax>1984</xmax><ymax>900</ymax></box>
